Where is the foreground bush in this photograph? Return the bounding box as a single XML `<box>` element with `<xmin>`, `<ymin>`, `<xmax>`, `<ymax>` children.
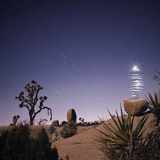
<box><xmin>60</xmin><ymin>121</ymin><xmax>77</xmax><ymax>138</ymax></box>
<box><xmin>146</xmin><ymin>127</ymin><xmax>160</xmax><ymax>160</ymax></box>
<box><xmin>0</xmin><ymin>125</ymin><xmax>30</xmax><ymax>160</ymax></box>
<box><xmin>0</xmin><ymin>125</ymin><xmax>58</xmax><ymax>160</ymax></box>
<box><xmin>97</xmin><ymin>108</ymin><xmax>148</xmax><ymax>160</ymax></box>
<box><xmin>77</xmin><ymin>120</ymin><xmax>104</xmax><ymax>126</ymax></box>
<box><xmin>146</xmin><ymin>92</ymin><xmax>160</xmax><ymax>125</ymax></box>
<box><xmin>97</xmin><ymin>107</ymin><xmax>160</xmax><ymax>160</ymax></box>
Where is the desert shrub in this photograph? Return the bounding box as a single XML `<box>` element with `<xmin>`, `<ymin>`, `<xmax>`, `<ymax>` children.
<box><xmin>10</xmin><ymin>115</ymin><xmax>20</xmax><ymax>126</ymax></box>
<box><xmin>97</xmin><ymin>107</ymin><xmax>148</xmax><ymax>160</ymax></box>
<box><xmin>145</xmin><ymin>126</ymin><xmax>160</xmax><ymax>160</ymax></box>
<box><xmin>60</xmin><ymin>122</ymin><xmax>77</xmax><ymax>138</ymax></box>
<box><xmin>60</xmin><ymin>121</ymin><xmax>68</xmax><ymax>126</ymax></box>
<box><xmin>146</xmin><ymin>92</ymin><xmax>160</xmax><ymax>125</ymax></box>
<box><xmin>37</xmin><ymin>118</ymin><xmax>48</xmax><ymax>125</ymax></box>
<box><xmin>0</xmin><ymin>130</ymin><xmax>9</xmax><ymax>157</ymax></box>
<box><xmin>49</xmin><ymin>125</ymin><xmax>56</xmax><ymax>134</ymax></box>
<box><xmin>87</xmin><ymin>120</ymin><xmax>104</xmax><ymax>126</ymax></box>
<box><xmin>26</xmin><ymin>127</ymin><xmax>58</xmax><ymax>160</ymax></box>
<box><xmin>76</xmin><ymin>122</ymin><xmax>83</xmax><ymax>126</ymax></box>
<box><xmin>0</xmin><ymin>125</ymin><xmax>30</xmax><ymax>160</ymax></box>
<box><xmin>60</xmin><ymin>155</ymin><xmax>69</xmax><ymax>160</ymax></box>
<box><xmin>79</xmin><ymin>117</ymin><xmax>84</xmax><ymax>124</ymax></box>
<box><xmin>66</xmin><ymin>155</ymin><xmax>69</xmax><ymax>160</ymax></box>
<box><xmin>77</xmin><ymin>119</ymin><xmax>104</xmax><ymax>126</ymax></box>
<box><xmin>17</xmin><ymin>119</ymin><xmax>30</xmax><ymax>126</ymax></box>
<box><xmin>0</xmin><ymin>125</ymin><xmax>58</xmax><ymax>160</ymax></box>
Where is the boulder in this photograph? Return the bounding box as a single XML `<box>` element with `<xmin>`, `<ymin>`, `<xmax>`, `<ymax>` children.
<box><xmin>124</xmin><ymin>98</ymin><xmax>148</xmax><ymax>116</ymax></box>
<box><xmin>67</xmin><ymin>109</ymin><xmax>77</xmax><ymax>123</ymax></box>
<box><xmin>51</xmin><ymin>120</ymin><xmax>59</xmax><ymax>127</ymax></box>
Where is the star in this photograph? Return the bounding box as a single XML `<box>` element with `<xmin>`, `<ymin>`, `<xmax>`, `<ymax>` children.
<box><xmin>131</xmin><ymin>65</ymin><xmax>140</xmax><ymax>72</ymax></box>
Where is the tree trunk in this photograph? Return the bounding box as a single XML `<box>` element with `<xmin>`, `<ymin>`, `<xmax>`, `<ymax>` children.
<box><xmin>30</xmin><ymin>117</ymin><xmax>33</xmax><ymax>125</ymax></box>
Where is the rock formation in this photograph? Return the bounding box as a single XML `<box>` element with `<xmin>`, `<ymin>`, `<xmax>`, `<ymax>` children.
<box><xmin>51</xmin><ymin>120</ymin><xmax>59</xmax><ymax>127</ymax></box>
<box><xmin>124</xmin><ymin>98</ymin><xmax>148</xmax><ymax>116</ymax></box>
<box><xmin>67</xmin><ymin>109</ymin><xmax>77</xmax><ymax>123</ymax></box>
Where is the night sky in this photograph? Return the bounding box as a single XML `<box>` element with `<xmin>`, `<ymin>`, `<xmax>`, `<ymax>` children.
<box><xmin>1</xmin><ymin>0</ymin><xmax>160</xmax><ymax>125</ymax></box>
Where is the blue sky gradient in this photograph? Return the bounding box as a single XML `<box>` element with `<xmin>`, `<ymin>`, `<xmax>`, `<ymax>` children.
<box><xmin>0</xmin><ymin>0</ymin><xmax>160</xmax><ymax>125</ymax></box>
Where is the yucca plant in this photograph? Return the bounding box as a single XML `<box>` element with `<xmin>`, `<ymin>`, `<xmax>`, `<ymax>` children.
<box><xmin>146</xmin><ymin>92</ymin><xmax>160</xmax><ymax>125</ymax></box>
<box><xmin>97</xmin><ymin>107</ymin><xmax>147</xmax><ymax>160</ymax></box>
<box><xmin>146</xmin><ymin>126</ymin><xmax>160</xmax><ymax>160</ymax></box>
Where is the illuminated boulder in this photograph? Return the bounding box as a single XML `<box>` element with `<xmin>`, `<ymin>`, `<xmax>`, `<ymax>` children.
<box><xmin>51</xmin><ymin>120</ymin><xmax>59</xmax><ymax>127</ymax></box>
<box><xmin>67</xmin><ymin>109</ymin><xmax>77</xmax><ymax>123</ymax></box>
<box><xmin>124</xmin><ymin>98</ymin><xmax>148</xmax><ymax>116</ymax></box>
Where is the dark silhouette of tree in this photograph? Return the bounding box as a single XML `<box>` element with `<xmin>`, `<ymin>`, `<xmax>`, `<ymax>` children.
<box><xmin>15</xmin><ymin>80</ymin><xmax>52</xmax><ymax>125</ymax></box>
<box><xmin>10</xmin><ymin>115</ymin><xmax>20</xmax><ymax>126</ymax></box>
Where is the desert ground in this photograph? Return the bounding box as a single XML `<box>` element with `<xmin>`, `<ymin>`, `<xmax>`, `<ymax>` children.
<box><xmin>0</xmin><ymin>113</ymin><xmax>157</xmax><ymax>160</ymax></box>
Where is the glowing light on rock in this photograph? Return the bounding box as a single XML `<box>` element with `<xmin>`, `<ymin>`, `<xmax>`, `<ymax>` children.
<box><xmin>129</xmin><ymin>64</ymin><xmax>144</xmax><ymax>97</ymax></box>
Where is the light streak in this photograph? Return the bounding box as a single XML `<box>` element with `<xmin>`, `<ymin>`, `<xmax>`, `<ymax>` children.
<box><xmin>129</xmin><ymin>64</ymin><xmax>144</xmax><ymax>97</ymax></box>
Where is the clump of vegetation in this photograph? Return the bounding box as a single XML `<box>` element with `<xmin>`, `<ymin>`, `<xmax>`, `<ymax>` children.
<box><xmin>59</xmin><ymin>121</ymin><xmax>68</xmax><ymax>127</ymax></box>
<box><xmin>0</xmin><ymin>130</ymin><xmax>9</xmax><ymax>157</ymax></box>
<box><xmin>77</xmin><ymin>117</ymin><xmax>104</xmax><ymax>126</ymax></box>
<box><xmin>146</xmin><ymin>92</ymin><xmax>160</xmax><ymax>125</ymax></box>
<box><xmin>60</xmin><ymin>121</ymin><xmax>77</xmax><ymax>138</ymax></box>
<box><xmin>15</xmin><ymin>80</ymin><xmax>52</xmax><ymax>125</ymax></box>
<box><xmin>86</xmin><ymin>120</ymin><xmax>104</xmax><ymax>126</ymax></box>
<box><xmin>0</xmin><ymin>125</ymin><xmax>58</xmax><ymax>160</ymax></box>
<box><xmin>97</xmin><ymin>105</ymin><xmax>160</xmax><ymax>160</ymax></box>
<box><xmin>26</xmin><ymin>127</ymin><xmax>58</xmax><ymax>160</ymax></box>
<box><xmin>97</xmin><ymin>107</ymin><xmax>147</xmax><ymax>160</ymax></box>
<box><xmin>79</xmin><ymin>117</ymin><xmax>84</xmax><ymax>124</ymax></box>
<box><xmin>49</xmin><ymin>125</ymin><xmax>56</xmax><ymax>134</ymax></box>
<box><xmin>0</xmin><ymin>125</ymin><xmax>30</xmax><ymax>160</ymax></box>
<box><xmin>60</xmin><ymin>155</ymin><xmax>69</xmax><ymax>160</ymax></box>
<box><xmin>10</xmin><ymin>115</ymin><xmax>20</xmax><ymax>126</ymax></box>
<box><xmin>17</xmin><ymin>119</ymin><xmax>30</xmax><ymax>126</ymax></box>
<box><xmin>146</xmin><ymin>127</ymin><xmax>160</xmax><ymax>159</ymax></box>
<box><xmin>37</xmin><ymin>118</ymin><xmax>48</xmax><ymax>125</ymax></box>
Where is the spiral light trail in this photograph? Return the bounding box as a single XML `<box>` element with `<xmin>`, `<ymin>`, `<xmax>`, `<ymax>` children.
<box><xmin>129</xmin><ymin>65</ymin><xmax>144</xmax><ymax>97</ymax></box>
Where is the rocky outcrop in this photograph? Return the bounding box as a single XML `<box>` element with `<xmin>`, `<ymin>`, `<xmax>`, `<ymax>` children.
<box><xmin>124</xmin><ymin>98</ymin><xmax>148</xmax><ymax>116</ymax></box>
<box><xmin>51</xmin><ymin>120</ymin><xmax>59</xmax><ymax>127</ymax></box>
<box><xmin>51</xmin><ymin>113</ymin><xmax>156</xmax><ymax>160</ymax></box>
<box><xmin>0</xmin><ymin>113</ymin><xmax>156</xmax><ymax>160</ymax></box>
<box><xmin>67</xmin><ymin>109</ymin><xmax>77</xmax><ymax>123</ymax></box>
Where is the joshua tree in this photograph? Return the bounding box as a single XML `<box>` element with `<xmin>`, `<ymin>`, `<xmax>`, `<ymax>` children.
<box><xmin>79</xmin><ymin>117</ymin><xmax>84</xmax><ymax>124</ymax></box>
<box><xmin>10</xmin><ymin>115</ymin><xmax>20</xmax><ymax>126</ymax></box>
<box><xmin>13</xmin><ymin>115</ymin><xmax>20</xmax><ymax>126</ymax></box>
<box><xmin>15</xmin><ymin>80</ymin><xmax>52</xmax><ymax>125</ymax></box>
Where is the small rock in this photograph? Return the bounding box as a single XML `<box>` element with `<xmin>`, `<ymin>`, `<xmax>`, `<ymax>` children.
<box><xmin>124</xmin><ymin>98</ymin><xmax>148</xmax><ymax>116</ymax></box>
<box><xmin>51</xmin><ymin>120</ymin><xmax>59</xmax><ymax>127</ymax></box>
<box><xmin>67</xmin><ymin>109</ymin><xmax>77</xmax><ymax>123</ymax></box>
